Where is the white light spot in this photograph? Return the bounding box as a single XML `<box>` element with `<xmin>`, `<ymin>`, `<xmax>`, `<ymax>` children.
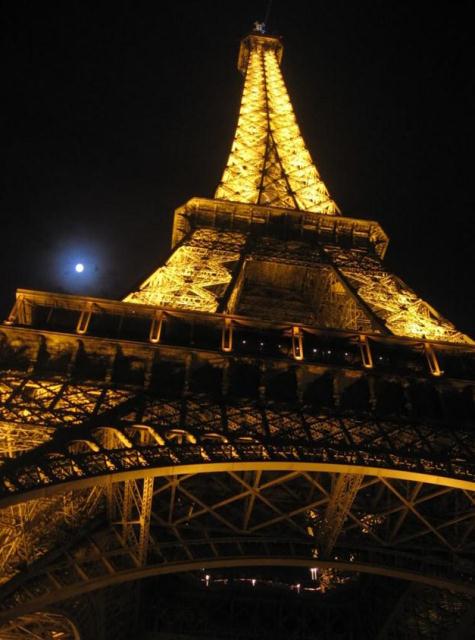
<box><xmin>75</xmin><ymin>263</ymin><xmax>84</xmax><ymax>273</ymax></box>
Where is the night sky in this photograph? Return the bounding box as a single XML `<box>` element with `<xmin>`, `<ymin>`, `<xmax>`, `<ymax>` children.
<box><xmin>2</xmin><ymin>1</ymin><xmax>474</xmax><ymax>336</ymax></box>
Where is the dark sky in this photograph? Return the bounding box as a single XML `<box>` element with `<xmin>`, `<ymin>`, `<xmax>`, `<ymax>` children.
<box><xmin>2</xmin><ymin>1</ymin><xmax>474</xmax><ymax>336</ymax></box>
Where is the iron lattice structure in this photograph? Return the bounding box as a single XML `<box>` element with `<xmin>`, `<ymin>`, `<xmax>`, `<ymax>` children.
<box><xmin>0</xmin><ymin>31</ymin><xmax>474</xmax><ymax>639</ymax></box>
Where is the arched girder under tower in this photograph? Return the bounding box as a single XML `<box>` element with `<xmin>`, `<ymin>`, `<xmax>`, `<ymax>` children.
<box><xmin>1</xmin><ymin>460</ymin><xmax>475</xmax><ymax>508</ymax></box>
<box><xmin>1</xmin><ymin>555</ymin><xmax>475</xmax><ymax>624</ymax></box>
<box><xmin>1</xmin><ymin>462</ymin><xmax>474</xmax><ymax>622</ymax></box>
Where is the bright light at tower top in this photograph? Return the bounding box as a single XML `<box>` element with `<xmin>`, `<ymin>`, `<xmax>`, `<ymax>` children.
<box><xmin>217</xmin><ymin>30</ymin><xmax>339</xmax><ymax>216</ymax></box>
<box><xmin>75</xmin><ymin>263</ymin><xmax>84</xmax><ymax>273</ymax></box>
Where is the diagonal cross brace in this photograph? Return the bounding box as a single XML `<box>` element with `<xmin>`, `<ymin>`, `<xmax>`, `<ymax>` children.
<box><xmin>319</xmin><ymin>473</ymin><xmax>363</xmax><ymax>559</ymax></box>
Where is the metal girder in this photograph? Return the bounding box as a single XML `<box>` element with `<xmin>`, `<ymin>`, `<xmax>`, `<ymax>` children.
<box><xmin>0</xmin><ymin>489</ymin><xmax>104</xmax><ymax>584</ymax></box>
<box><xmin>1</xmin><ymin>390</ymin><xmax>474</xmax><ymax>503</ymax></box>
<box><xmin>2</xmin><ymin>295</ymin><xmax>473</xmax><ymax>386</ymax></box>
<box><xmin>108</xmin><ymin>477</ymin><xmax>154</xmax><ymax>566</ymax></box>
<box><xmin>1</xmin><ymin>374</ymin><xmax>473</xmax><ymax>616</ymax></box>
<box><xmin>1</xmin><ymin>468</ymin><xmax>475</xmax><ymax>622</ymax></box>
<box><xmin>0</xmin><ymin>611</ymin><xmax>81</xmax><ymax>639</ymax></box>
<box><xmin>324</xmin><ymin>246</ymin><xmax>472</xmax><ymax>344</ymax></box>
<box><xmin>124</xmin><ymin>229</ymin><xmax>247</xmax><ymax>312</ymax></box>
<box><xmin>318</xmin><ymin>473</ymin><xmax>364</xmax><ymax>558</ymax></box>
<box><xmin>105</xmin><ymin>430</ymin><xmax>155</xmax><ymax>567</ymax></box>
<box><xmin>1</xmin><ymin>547</ymin><xmax>475</xmax><ymax>623</ymax></box>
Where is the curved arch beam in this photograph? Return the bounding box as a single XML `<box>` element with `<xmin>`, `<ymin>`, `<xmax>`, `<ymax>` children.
<box><xmin>1</xmin><ymin>555</ymin><xmax>474</xmax><ymax>623</ymax></box>
<box><xmin>2</xmin><ymin>460</ymin><xmax>475</xmax><ymax>509</ymax></box>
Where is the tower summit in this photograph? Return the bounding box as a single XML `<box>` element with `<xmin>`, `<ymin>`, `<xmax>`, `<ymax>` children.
<box><xmin>0</xmin><ymin>30</ymin><xmax>474</xmax><ymax>639</ymax></box>
<box><xmin>215</xmin><ymin>32</ymin><xmax>339</xmax><ymax>213</ymax></box>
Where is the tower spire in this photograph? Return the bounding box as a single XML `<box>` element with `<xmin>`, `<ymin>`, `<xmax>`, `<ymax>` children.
<box><xmin>215</xmin><ymin>33</ymin><xmax>339</xmax><ymax>214</ymax></box>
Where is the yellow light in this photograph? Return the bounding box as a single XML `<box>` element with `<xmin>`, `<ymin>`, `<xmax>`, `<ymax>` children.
<box><xmin>216</xmin><ymin>40</ymin><xmax>338</xmax><ymax>215</ymax></box>
<box><xmin>124</xmin><ymin>229</ymin><xmax>246</xmax><ymax>312</ymax></box>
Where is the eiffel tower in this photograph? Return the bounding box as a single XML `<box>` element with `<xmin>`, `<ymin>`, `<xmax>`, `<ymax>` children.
<box><xmin>0</xmin><ymin>27</ymin><xmax>474</xmax><ymax>639</ymax></box>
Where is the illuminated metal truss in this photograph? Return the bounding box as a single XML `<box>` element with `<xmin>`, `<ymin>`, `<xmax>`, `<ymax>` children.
<box><xmin>1</xmin><ymin>27</ymin><xmax>474</xmax><ymax>640</ymax></box>
<box><xmin>0</xmin><ymin>583</ymin><xmax>143</xmax><ymax>640</ymax></box>
<box><xmin>0</xmin><ymin>291</ymin><xmax>473</xmax><ymax>626</ymax></box>
<box><xmin>0</xmin><ymin>331</ymin><xmax>473</xmax><ymax>633</ymax></box>
<box><xmin>0</xmin><ymin>490</ymin><xmax>103</xmax><ymax>584</ymax></box>
<box><xmin>125</xmin><ymin>229</ymin><xmax>246</xmax><ymax>312</ymax></box>
<box><xmin>0</xmin><ymin>333</ymin><xmax>473</xmax><ymax>620</ymax></box>
<box><xmin>0</xmin><ymin>612</ymin><xmax>80</xmax><ymax>639</ymax></box>
<box><xmin>108</xmin><ymin>476</ymin><xmax>154</xmax><ymax>567</ymax></box>
<box><xmin>0</xmin><ymin>375</ymin><xmax>129</xmax><ymax>585</ymax></box>
<box><xmin>215</xmin><ymin>34</ymin><xmax>338</xmax><ymax>214</ymax></box>
<box><xmin>2</xmin><ymin>393</ymin><xmax>475</xmax><ymax>499</ymax></box>
<box><xmin>325</xmin><ymin>246</ymin><xmax>471</xmax><ymax>344</ymax></box>
<box><xmin>124</xmin><ymin>229</ymin><xmax>471</xmax><ymax>342</ymax></box>
<box><xmin>317</xmin><ymin>473</ymin><xmax>364</xmax><ymax>559</ymax></box>
<box><xmin>1</xmin><ymin>463</ymin><xmax>475</xmax><ymax>618</ymax></box>
<box><xmin>234</xmin><ymin>255</ymin><xmax>375</xmax><ymax>330</ymax></box>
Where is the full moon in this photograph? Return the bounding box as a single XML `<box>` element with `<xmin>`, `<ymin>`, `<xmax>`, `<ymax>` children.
<box><xmin>75</xmin><ymin>263</ymin><xmax>84</xmax><ymax>273</ymax></box>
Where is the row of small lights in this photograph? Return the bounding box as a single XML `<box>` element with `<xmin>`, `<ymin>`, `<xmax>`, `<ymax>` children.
<box><xmin>63</xmin><ymin>303</ymin><xmax>386</xmax><ymax>365</ymax></box>
<box><xmin>202</xmin><ymin>567</ymin><xmax>321</xmax><ymax>592</ymax></box>
<box><xmin>241</xmin><ymin>339</ymin><xmax>346</xmax><ymax>356</ymax></box>
<box><xmin>240</xmin><ymin>339</ymin><xmax>385</xmax><ymax>360</ymax></box>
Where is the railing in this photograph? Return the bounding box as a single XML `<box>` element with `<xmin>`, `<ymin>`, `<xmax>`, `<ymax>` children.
<box><xmin>4</xmin><ymin>289</ymin><xmax>475</xmax><ymax>382</ymax></box>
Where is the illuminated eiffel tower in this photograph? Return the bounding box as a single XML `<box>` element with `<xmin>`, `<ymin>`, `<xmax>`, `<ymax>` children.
<box><xmin>0</xmin><ymin>28</ymin><xmax>474</xmax><ymax>639</ymax></box>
